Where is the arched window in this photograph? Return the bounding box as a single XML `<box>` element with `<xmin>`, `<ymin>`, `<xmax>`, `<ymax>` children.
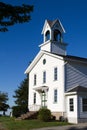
<box><xmin>45</xmin><ymin>30</ymin><xmax>50</xmax><ymax>41</ymax></box>
<box><xmin>54</xmin><ymin>29</ymin><xmax>61</xmax><ymax>42</ymax></box>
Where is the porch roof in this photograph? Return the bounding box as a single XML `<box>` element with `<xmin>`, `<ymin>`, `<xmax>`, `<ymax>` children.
<box><xmin>66</xmin><ymin>86</ymin><xmax>87</xmax><ymax>93</ymax></box>
<box><xmin>33</xmin><ymin>86</ymin><xmax>49</xmax><ymax>92</ymax></box>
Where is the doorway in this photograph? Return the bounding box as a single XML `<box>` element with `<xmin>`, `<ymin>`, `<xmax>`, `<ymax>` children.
<box><xmin>41</xmin><ymin>91</ymin><xmax>47</xmax><ymax>108</ymax></box>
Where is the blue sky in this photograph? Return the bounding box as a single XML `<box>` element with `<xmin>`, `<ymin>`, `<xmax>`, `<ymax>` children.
<box><xmin>0</xmin><ymin>0</ymin><xmax>87</xmax><ymax>113</ymax></box>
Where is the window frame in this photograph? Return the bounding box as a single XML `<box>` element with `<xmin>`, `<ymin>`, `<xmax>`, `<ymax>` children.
<box><xmin>34</xmin><ymin>74</ymin><xmax>37</xmax><ymax>86</ymax></box>
<box><xmin>82</xmin><ymin>98</ymin><xmax>87</xmax><ymax>112</ymax></box>
<box><xmin>54</xmin><ymin>89</ymin><xmax>58</xmax><ymax>103</ymax></box>
<box><xmin>33</xmin><ymin>92</ymin><xmax>36</xmax><ymax>104</ymax></box>
<box><xmin>54</xmin><ymin>67</ymin><xmax>58</xmax><ymax>81</ymax></box>
<box><xmin>43</xmin><ymin>59</ymin><xmax>46</xmax><ymax>65</ymax></box>
<box><xmin>43</xmin><ymin>71</ymin><xmax>46</xmax><ymax>84</ymax></box>
<box><xmin>69</xmin><ymin>98</ymin><xmax>74</xmax><ymax>112</ymax></box>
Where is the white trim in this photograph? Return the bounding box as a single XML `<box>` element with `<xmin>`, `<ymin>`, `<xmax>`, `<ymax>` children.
<box><xmin>39</xmin><ymin>40</ymin><xmax>50</xmax><ymax>47</ymax></box>
<box><xmin>41</xmin><ymin>20</ymin><xmax>50</xmax><ymax>34</ymax></box>
<box><xmin>65</xmin><ymin>92</ymin><xmax>77</xmax><ymax>96</ymax></box>
<box><xmin>58</xmin><ymin>19</ymin><xmax>66</xmax><ymax>33</ymax></box>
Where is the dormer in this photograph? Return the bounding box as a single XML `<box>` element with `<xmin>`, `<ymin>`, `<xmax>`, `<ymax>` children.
<box><xmin>39</xmin><ymin>19</ymin><xmax>68</xmax><ymax>55</ymax></box>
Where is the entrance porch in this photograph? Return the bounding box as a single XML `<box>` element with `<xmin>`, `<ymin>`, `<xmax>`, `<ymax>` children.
<box><xmin>29</xmin><ymin>86</ymin><xmax>49</xmax><ymax>111</ymax></box>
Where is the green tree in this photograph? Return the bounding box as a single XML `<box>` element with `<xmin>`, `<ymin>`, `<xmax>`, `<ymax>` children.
<box><xmin>0</xmin><ymin>2</ymin><xmax>33</xmax><ymax>32</ymax></box>
<box><xmin>0</xmin><ymin>92</ymin><xmax>9</xmax><ymax>115</ymax></box>
<box><xmin>13</xmin><ymin>76</ymin><xmax>28</xmax><ymax>117</ymax></box>
<box><xmin>13</xmin><ymin>76</ymin><xmax>28</xmax><ymax>108</ymax></box>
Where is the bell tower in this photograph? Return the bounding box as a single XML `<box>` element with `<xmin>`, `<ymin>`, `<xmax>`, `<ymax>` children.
<box><xmin>39</xmin><ymin>19</ymin><xmax>68</xmax><ymax>55</ymax></box>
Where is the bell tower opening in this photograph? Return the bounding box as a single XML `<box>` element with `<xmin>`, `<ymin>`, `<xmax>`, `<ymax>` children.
<box><xmin>54</xmin><ymin>29</ymin><xmax>62</xmax><ymax>42</ymax></box>
<box><xmin>45</xmin><ymin>30</ymin><xmax>50</xmax><ymax>42</ymax></box>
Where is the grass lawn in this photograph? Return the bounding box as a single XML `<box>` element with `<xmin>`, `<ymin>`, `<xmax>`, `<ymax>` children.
<box><xmin>0</xmin><ymin>116</ymin><xmax>70</xmax><ymax>130</ymax></box>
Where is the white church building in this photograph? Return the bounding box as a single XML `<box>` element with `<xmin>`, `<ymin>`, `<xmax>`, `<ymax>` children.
<box><xmin>25</xmin><ymin>19</ymin><xmax>87</xmax><ymax>124</ymax></box>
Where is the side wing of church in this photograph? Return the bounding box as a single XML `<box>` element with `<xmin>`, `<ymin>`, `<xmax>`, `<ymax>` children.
<box><xmin>25</xmin><ymin>19</ymin><xmax>87</xmax><ymax>124</ymax></box>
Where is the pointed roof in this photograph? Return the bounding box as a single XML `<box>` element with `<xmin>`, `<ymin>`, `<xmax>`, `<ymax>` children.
<box><xmin>47</xmin><ymin>19</ymin><xmax>58</xmax><ymax>27</ymax></box>
<box><xmin>24</xmin><ymin>50</ymin><xmax>64</xmax><ymax>74</ymax></box>
<box><xmin>52</xmin><ymin>52</ymin><xmax>87</xmax><ymax>63</ymax></box>
<box><xmin>25</xmin><ymin>49</ymin><xmax>87</xmax><ymax>74</ymax></box>
<box><xmin>42</xmin><ymin>19</ymin><xmax>65</xmax><ymax>34</ymax></box>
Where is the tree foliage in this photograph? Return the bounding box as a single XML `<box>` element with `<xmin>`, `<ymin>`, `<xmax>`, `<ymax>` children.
<box><xmin>0</xmin><ymin>91</ymin><xmax>9</xmax><ymax>115</ymax></box>
<box><xmin>13</xmin><ymin>76</ymin><xmax>28</xmax><ymax>117</ymax></box>
<box><xmin>13</xmin><ymin>76</ymin><xmax>28</xmax><ymax>108</ymax></box>
<box><xmin>0</xmin><ymin>2</ymin><xmax>33</xmax><ymax>32</ymax></box>
<box><xmin>12</xmin><ymin>105</ymin><xmax>28</xmax><ymax>117</ymax></box>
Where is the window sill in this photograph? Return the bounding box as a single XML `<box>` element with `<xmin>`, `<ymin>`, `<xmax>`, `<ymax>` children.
<box><xmin>42</xmin><ymin>82</ymin><xmax>46</xmax><ymax>84</ymax></box>
<box><xmin>53</xmin><ymin>80</ymin><xmax>58</xmax><ymax>82</ymax></box>
<box><xmin>53</xmin><ymin>102</ymin><xmax>58</xmax><ymax>104</ymax></box>
<box><xmin>33</xmin><ymin>85</ymin><xmax>36</xmax><ymax>86</ymax></box>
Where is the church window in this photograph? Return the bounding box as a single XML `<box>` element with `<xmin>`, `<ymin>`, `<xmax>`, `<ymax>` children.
<box><xmin>43</xmin><ymin>59</ymin><xmax>46</xmax><ymax>65</ymax></box>
<box><xmin>43</xmin><ymin>71</ymin><xmax>46</xmax><ymax>83</ymax></box>
<box><xmin>34</xmin><ymin>74</ymin><xmax>37</xmax><ymax>85</ymax></box>
<box><xmin>54</xmin><ymin>89</ymin><xmax>58</xmax><ymax>103</ymax></box>
<box><xmin>54</xmin><ymin>67</ymin><xmax>58</xmax><ymax>81</ymax></box>
<box><xmin>82</xmin><ymin>98</ymin><xmax>87</xmax><ymax>112</ymax></box>
<box><xmin>45</xmin><ymin>30</ymin><xmax>50</xmax><ymax>41</ymax></box>
<box><xmin>33</xmin><ymin>92</ymin><xmax>36</xmax><ymax>104</ymax></box>
<box><xmin>69</xmin><ymin>98</ymin><xmax>74</xmax><ymax>111</ymax></box>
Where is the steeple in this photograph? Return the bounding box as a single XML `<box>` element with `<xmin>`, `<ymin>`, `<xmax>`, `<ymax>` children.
<box><xmin>39</xmin><ymin>19</ymin><xmax>68</xmax><ymax>55</ymax></box>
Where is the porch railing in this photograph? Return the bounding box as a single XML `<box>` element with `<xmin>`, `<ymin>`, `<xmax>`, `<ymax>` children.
<box><xmin>29</xmin><ymin>105</ymin><xmax>41</xmax><ymax>111</ymax></box>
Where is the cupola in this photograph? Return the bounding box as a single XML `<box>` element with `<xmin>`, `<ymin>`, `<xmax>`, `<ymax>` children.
<box><xmin>39</xmin><ymin>19</ymin><xmax>68</xmax><ymax>55</ymax></box>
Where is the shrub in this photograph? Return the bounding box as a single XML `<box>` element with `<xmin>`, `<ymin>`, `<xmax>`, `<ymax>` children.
<box><xmin>12</xmin><ymin>106</ymin><xmax>28</xmax><ymax>117</ymax></box>
<box><xmin>38</xmin><ymin>108</ymin><xmax>51</xmax><ymax>122</ymax></box>
<box><xmin>59</xmin><ymin>116</ymin><xmax>68</xmax><ymax>122</ymax></box>
<box><xmin>51</xmin><ymin>115</ymin><xmax>56</xmax><ymax>120</ymax></box>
